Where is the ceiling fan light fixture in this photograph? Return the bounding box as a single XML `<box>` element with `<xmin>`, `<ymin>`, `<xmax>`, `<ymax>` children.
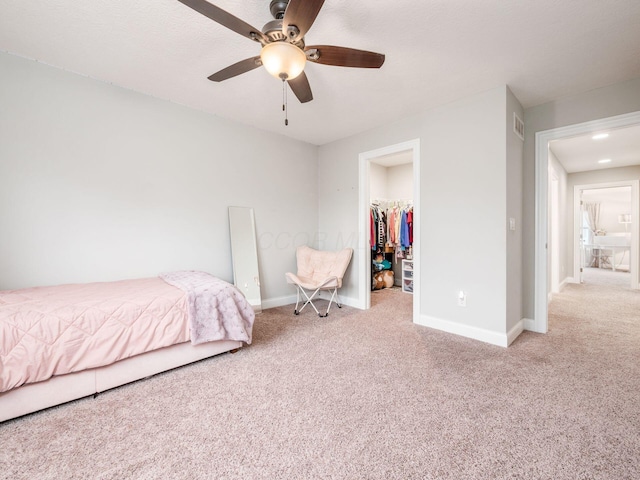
<box><xmin>260</xmin><ymin>41</ymin><xmax>306</xmax><ymax>80</ymax></box>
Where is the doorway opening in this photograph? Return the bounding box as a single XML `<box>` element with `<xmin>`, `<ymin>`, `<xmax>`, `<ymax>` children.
<box><xmin>534</xmin><ymin>111</ymin><xmax>640</xmax><ymax>333</ymax></box>
<box><xmin>574</xmin><ymin>183</ymin><xmax>635</xmax><ymax>288</ymax></box>
<box><xmin>358</xmin><ymin>139</ymin><xmax>420</xmax><ymax>323</ymax></box>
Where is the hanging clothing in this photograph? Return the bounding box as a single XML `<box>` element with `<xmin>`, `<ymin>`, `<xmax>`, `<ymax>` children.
<box><xmin>370</xmin><ymin>204</ymin><xmax>388</xmax><ymax>250</ymax></box>
<box><xmin>400</xmin><ymin>210</ymin><xmax>410</xmax><ymax>248</ymax></box>
<box><xmin>378</xmin><ymin>210</ymin><xmax>386</xmax><ymax>247</ymax></box>
<box><xmin>387</xmin><ymin>208</ymin><xmax>395</xmax><ymax>244</ymax></box>
<box><xmin>370</xmin><ymin>201</ymin><xmax>412</xmax><ymax>252</ymax></box>
<box><xmin>370</xmin><ymin>209</ymin><xmax>375</xmax><ymax>249</ymax></box>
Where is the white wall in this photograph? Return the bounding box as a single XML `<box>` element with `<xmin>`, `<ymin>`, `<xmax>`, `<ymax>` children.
<box><xmin>547</xmin><ymin>150</ymin><xmax>569</xmax><ymax>286</ymax></box>
<box><xmin>583</xmin><ymin>189</ymin><xmax>632</xmax><ymax>236</ymax></box>
<box><xmin>0</xmin><ymin>52</ymin><xmax>318</xmax><ymax>305</ymax></box>
<box><xmin>369</xmin><ymin>163</ymin><xmax>387</xmax><ymax>200</ymax></box>
<box><xmin>369</xmin><ymin>162</ymin><xmax>413</xmax><ymax>201</ymax></box>
<box><xmin>387</xmin><ymin>163</ymin><xmax>413</xmax><ymax>200</ymax></box>
<box><xmin>522</xmin><ymin>77</ymin><xmax>640</xmax><ymax>319</ymax></box>
<box><xmin>580</xmin><ymin>186</ymin><xmax>632</xmax><ymax>235</ymax></box>
<box><xmin>319</xmin><ymin>86</ymin><xmax>521</xmax><ymax>346</ymax></box>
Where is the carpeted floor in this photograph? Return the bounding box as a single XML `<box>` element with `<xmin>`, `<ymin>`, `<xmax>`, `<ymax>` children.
<box><xmin>1</xmin><ymin>284</ymin><xmax>639</xmax><ymax>479</ymax></box>
<box><xmin>582</xmin><ymin>266</ymin><xmax>631</xmax><ymax>288</ymax></box>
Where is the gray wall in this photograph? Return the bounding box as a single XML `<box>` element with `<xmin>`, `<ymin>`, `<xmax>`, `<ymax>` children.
<box><xmin>318</xmin><ymin>86</ymin><xmax>521</xmax><ymax>345</ymax></box>
<box><xmin>0</xmin><ymin>52</ymin><xmax>318</xmax><ymax>305</ymax></box>
<box><xmin>523</xmin><ymin>77</ymin><xmax>640</xmax><ymax>319</ymax></box>
<box><xmin>506</xmin><ymin>87</ymin><xmax>524</xmax><ymax>333</ymax></box>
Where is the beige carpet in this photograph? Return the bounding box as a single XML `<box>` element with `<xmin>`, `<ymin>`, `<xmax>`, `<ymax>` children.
<box><xmin>1</xmin><ymin>285</ymin><xmax>639</xmax><ymax>479</ymax></box>
<box><xmin>581</xmin><ymin>266</ymin><xmax>632</xmax><ymax>288</ymax></box>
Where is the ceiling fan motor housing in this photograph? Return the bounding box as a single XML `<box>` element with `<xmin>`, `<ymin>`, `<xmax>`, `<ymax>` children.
<box><xmin>267</xmin><ymin>0</ymin><xmax>303</xmax><ymax>43</ymax></box>
<box><xmin>262</xmin><ymin>19</ymin><xmax>286</xmax><ymax>42</ymax></box>
<box><xmin>269</xmin><ymin>0</ymin><xmax>288</xmax><ymax>19</ymax></box>
<box><xmin>262</xmin><ymin>19</ymin><xmax>304</xmax><ymax>48</ymax></box>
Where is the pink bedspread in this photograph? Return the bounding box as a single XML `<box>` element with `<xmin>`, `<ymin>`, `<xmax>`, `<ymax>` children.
<box><xmin>0</xmin><ymin>274</ymin><xmax>252</xmax><ymax>393</ymax></box>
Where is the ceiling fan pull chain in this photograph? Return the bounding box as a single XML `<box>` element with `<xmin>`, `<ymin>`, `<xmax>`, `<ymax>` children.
<box><xmin>282</xmin><ymin>78</ymin><xmax>289</xmax><ymax>126</ymax></box>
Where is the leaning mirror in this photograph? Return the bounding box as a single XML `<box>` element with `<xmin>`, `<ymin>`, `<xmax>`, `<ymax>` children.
<box><xmin>228</xmin><ymin>206</ymin><xmax>262</xmax><ymax>313</ymax></box>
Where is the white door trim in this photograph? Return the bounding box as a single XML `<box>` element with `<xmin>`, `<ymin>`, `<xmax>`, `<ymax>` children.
<box><xmin>358</xmin><ymin>139</ymin><xmax>421</xmax><ymax>323</ymax></box>
<box><xmin>549</xmin><ymin>172</ymin><xmax>560</xmax><ymax>297</ymax></box>
<box><xmin>534</xmin><ymin>110</ymin><xmax>640</xmax><ymax>333</ymax></box>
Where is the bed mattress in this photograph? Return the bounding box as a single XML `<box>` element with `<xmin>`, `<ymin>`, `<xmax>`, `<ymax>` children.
<box><xmin>1</xmin><ymin>277</ymin><xmax>191</xmax><ymax>393</ymax></box>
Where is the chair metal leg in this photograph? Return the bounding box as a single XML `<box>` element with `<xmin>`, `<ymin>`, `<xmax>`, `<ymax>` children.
<box><xmin>335</xmin><ymin>291</ymin><xmax>344</xmax><ymax>308</ymax></box>
<box><xmin>295</xmin><ymin>285</ymin><xmax>321</xmax><ymax>316</ymax></box>
<box><xmin>322</xmin><ymin>288</ymin><xmax>338</xmax><ymax>317</ymax></box>
<box><xmin>291</xmin><ymin>286</ymin><xmax>346</xmax><ymax>317</ymax></box>
<box><xmin>294</xmin><ymin>287</ymin><xmax>301</xmax><ymax>315</ymax></box>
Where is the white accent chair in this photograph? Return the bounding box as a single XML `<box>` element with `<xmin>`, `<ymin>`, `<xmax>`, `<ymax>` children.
<box><xmin>285</xmin><ymin>246</ymin><xmax>353</xmax><ymax>317</ymax></box>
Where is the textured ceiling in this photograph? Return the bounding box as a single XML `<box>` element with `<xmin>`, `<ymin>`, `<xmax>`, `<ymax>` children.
<box><xmin>1</xmin><ymin>0</ymin><xmax>640</xmax><ymax>145</ymax></box>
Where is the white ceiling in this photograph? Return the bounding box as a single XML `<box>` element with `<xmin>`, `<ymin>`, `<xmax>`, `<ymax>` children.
<box><xmin>372</xmin><ymin>151</ymin><xmax>413</xmax><ymax>167</ymax></box>
<box><xmin>549</xmin><ymin>124</ymin><xmax>640</xmax><ymax>173</ymax></box>
<box><xmin>1</xmin><ymin>0</ymin><xmax>640</xmax><ymax>146</ymax></box>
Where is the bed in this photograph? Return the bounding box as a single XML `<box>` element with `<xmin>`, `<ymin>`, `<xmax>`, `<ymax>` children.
<box><xmin>0</xmin><ymin>271</ymin><xmax>255</xmax><ymax>422</ymax></box>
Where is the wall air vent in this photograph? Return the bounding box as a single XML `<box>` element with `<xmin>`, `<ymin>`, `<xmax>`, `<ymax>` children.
<box><xmin>513</xmin><ymin>113</ymin><xmax>524</xmax><ymax>141</ymax></box>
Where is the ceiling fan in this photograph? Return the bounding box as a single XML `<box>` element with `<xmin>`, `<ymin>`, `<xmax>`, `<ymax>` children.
<box><xmin>177</xmin><ymin>0</ymin><xmax>385</xmax><ymax>105</ymax></box>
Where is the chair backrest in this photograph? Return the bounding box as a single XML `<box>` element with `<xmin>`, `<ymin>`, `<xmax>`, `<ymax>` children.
<box><xmin>296</xmin><ymin>246</ymin><xmax>353</xmax><ymax>288</ymax></box>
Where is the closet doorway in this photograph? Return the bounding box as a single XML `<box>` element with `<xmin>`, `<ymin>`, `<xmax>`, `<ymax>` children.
<box><xmin>358</xmin><ymin>139</ymin><xmax>420</xmax><ymax>323</ymax></box>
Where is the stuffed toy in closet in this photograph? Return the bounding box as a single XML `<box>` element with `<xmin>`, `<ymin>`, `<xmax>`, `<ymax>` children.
<box><xmin>372</xmin><ymin>251</ymin><xmax>394</xmax><ymax>290</ymax></box>
<box><xmin>372</xmin><ymin>270</ymin><xmax>394</xmax><ymax>290</ymax></box>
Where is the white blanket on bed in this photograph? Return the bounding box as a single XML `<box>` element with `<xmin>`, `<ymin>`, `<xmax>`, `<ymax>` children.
<box><xmin>160</xmin><ymin>271</ymin><xmax>255</xmax><ymax>345</ymax></box>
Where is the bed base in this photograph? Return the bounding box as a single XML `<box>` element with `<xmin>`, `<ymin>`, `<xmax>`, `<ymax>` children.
<box><xmin>0</xmin><ymin>339</ymin><xmax>242</xmax><ymax>423</ymax></box>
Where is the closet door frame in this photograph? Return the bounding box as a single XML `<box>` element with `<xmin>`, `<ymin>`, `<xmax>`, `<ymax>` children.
<box><xmin>358</xmin><ymin>139</ymin><xmax>421</xmax><ymax>323</ymax></box>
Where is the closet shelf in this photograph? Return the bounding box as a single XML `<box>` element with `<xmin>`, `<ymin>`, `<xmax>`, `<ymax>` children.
<box><xmin>402</xmin><ymin>259</ymin><xmax>413</xmax><ymax>294</ymax></box>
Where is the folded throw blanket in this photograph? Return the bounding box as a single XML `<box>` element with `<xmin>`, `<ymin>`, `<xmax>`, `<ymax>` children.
<box><xmin>160</xmin><ymin>271</ymin><xmax>255</xmax><ymax>345</ymax></box>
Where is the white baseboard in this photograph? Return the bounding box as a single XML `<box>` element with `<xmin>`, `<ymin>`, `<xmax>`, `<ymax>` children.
<box><xmin>507</xmin><ymin>320</ymin><xmax>524</xmax><ymax>346</ymax></box>
<box><xmin>415</xmin><ymin>315</ymin><xmax>521</xmax><ymax>348</ymax></box>
<box><xmin>338</xmin><ymin>295</ymin><xmax>361</xmax><ymax>309</ymax></box>
<box><xmin>261</xmin><ymin>293</ymin><xmax>361</xmax><ymax>311</ymax></box>
<box><xmin>523</xmin><ymin>317</ymin><xmax>536</xmax><ymax>331</ymax></box>
<box><xmin>548</xmin><ymin>277</ymin><xmax>573</xmax><ymax>302</ymax></box>
<box><xmin>261</xmin><ymin>294</ymin><xmax>297</xmax><ymax>310</ymax></box>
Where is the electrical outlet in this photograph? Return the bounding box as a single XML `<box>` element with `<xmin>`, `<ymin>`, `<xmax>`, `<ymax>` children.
<box><xmin>458</xmin><ymin>290</ymin><xmax>466</xmax><ymax>307</ymax></box>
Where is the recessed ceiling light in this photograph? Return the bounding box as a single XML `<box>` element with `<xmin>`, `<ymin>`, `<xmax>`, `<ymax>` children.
<box><xmin>592</xmin><ymin>133</ymin><xmax>609</xmax><ymax>140</ymax></box>
<box><xmin>598</xmin><ymin>158</ymin><xmax>612</xmax><ymax>164</ymax></box>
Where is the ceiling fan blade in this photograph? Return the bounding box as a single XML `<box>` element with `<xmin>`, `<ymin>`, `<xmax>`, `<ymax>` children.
<box><xmin>177</xmin><ymin>0</ymin><xmax>267</xmax><ymax>43</ymax></box>
<box><xmin>287</xmin><ymin>72</ymin><xmax>313</xmax><ymax>103</ymax></box>
<box><xmin>208</xmin><ymin>56</ymin><xmax>262</xmax><ymax>82</ymax></box>
<box><xmin>282</xmin><ymin>0</ymin><xmax>325</xmax><ymax>41</ymax></box>
<box><xmin>305</xmin><ymin>45</ymin><xmax>385</xmax><ymax>68</ymax></box>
